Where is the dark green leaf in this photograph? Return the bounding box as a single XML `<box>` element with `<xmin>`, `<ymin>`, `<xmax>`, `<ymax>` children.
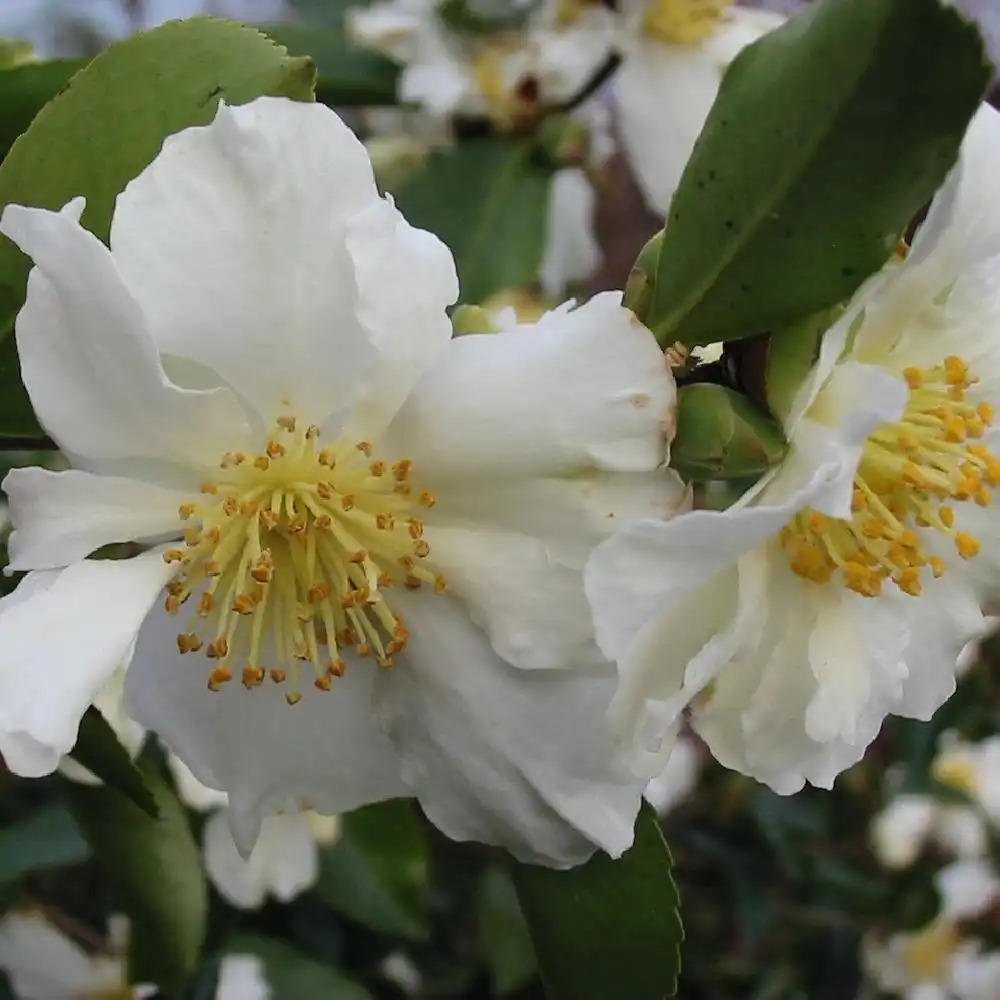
<box><xmin>477</xmin><ymin>866</ymin><xmax>537</xmax><ymax>996</ymax></box>
<box><xmin>67</xmin><ymin>751</ymin><xmax>206</xmax><ymax>1000</ymax></box>
<box><xmin>228</xmin><ymin>936</ymin><xmax>373</xmax><ymax>1000</ymax></box>
<box><xmin>643</xmin><ymin>0</ymin><xmax>990</xmax><ymax>347</ymax></box>
<box><xmin>511</xmin><ymin>803</ymin><xmax>683</xmax><ymax>1000</ymax></box>
<box><xmin>670</xmin><ymin>383</ymin><xmax>787</xmax><ymax>483</ymax></box>
<box><xmin>0</xmin><ymin>803</ymin><xmax>88</xmax><ymax>884</ymax></box>
<box><xmin>0</xmin><ymin>59</ymin><xmax>85</xmax><ymax>162</ymax></box>
<box><xmin>68</xmin><ymin>706</ymin><xmax>158</xmax><ymax>818</ymax></box>
<box><xmin>263</xmin><ymin>25</ymin><xmax>399</xmax><ymax>105</ymax></box>
<box><xmin>0</xmin><ymin>17</ymin><xmax>317</xmax><ymax>437</ymax></box>
<box><xmin>315</xmin><ymin>799</ymin><xmax>429</xmax><ymax>940</ymax></box>
<box><xmin>394</xmin><ymin>137</ymin><xmax>552</xmax><ymax>305</ymax></box>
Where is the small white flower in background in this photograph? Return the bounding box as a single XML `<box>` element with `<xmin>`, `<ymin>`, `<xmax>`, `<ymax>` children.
<box><xmin>170</xmin><ymin>753</ymin><xmax>343</xmax><ymax>910</ymax></box>
<box><xmin>0</xmin><ymin>911</ymin><xmax>151</xmax><ymax>1000</ymax></box>
<box><xmin>614</xmin><ymin>0</ymin><xmax>784</xmax><ymax>215</ymax></box>
<box><xmin>587</xmin><ymin>105</ymin><xmax>1000</xmax><ymax>797</ymax></box>
<box><xmin>0</xmin><ymin>96</ymin><xmax>682</xmax><ymax>868</ymax></box>
<box><xmin>349</xmin><ymin>0</ymin><xmax>616</xmax><ymax>127</ymax></box>
<box><xmin>215</xmin><ymin>953</ymin><xmax>272</xmax><ymax>1000</ymax></box>
<box><xmin>864</xmin><ymin>860</ymin><xmax>1000</xmax><ymax>1000</ymax></box>
<box><xmin>643</xmin><ymin>732</ymin><xmax>700</xmax><ymax>815</ymax></box>
<box><xmin>539</xmin><ymin>167</ymin><xmax>601</xmax><ymax>300</ymax></box>
<box><xmin>872</xmin><ymin>734</ymin><xmax>1000</xmax><ymax>868</ymax></box>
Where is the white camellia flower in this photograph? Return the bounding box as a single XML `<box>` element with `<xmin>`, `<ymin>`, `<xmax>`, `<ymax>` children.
<box><xmin>864</xmin><ymin>860</ymin><xmax>1000</xmax><ymax>1000</ymax></box>
<box><xmin>349</xmin><ymin>0</ymin><xmax>616</xmax><ymax>126</ymax></box>
<box><xmin>872</xmin><ymin>734</ymin><xmax>1000</xmax><ymax>868</ymax></box>
<box><xmin>642</xmin><ymin>732</ymin><xmax>700</xmax><ymax>815</ymax></box>
<box><xmin>216</xmin><ymin>953</ymin><xmax>272</xmax><ymax>1000</ymax></box>
<box><xmin>615</xmin><ymin>0</ymin><xmax>783</xmax><ymax>214</ymax></box>
<box><xmin>0</xmin><ymin>96</ymin><xmax>682</xmax><ymax>867</ymax></box>
<box><xmin>587</xmin><ymin>105</ymin><xmax>1000</xmax><ymax>797</ymax></box>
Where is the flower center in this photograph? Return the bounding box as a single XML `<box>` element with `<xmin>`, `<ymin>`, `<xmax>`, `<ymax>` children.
<box><xmin>901</xmin><ymin>921</ymin><xmax>961</xmax><ymax>984</ymax></box>
<box><xmin>781</xmin><ymin>356</ymin><xmax>998</xmax><ymax>598</ymax></box>
<box><xmin>473</xmin><ymin>43</ymin><xmax>540</xmax><ymax>130</ymax></box>
<box><xmin>932</xmin><ymin>753</ymin><xmax>979</xmax><ymax>799</ymax></box>
<box><xmin>162</xmin><ymin>417</ymin><xmax>446</xmax><ymax>704</ymax></box>
<box><xmin>642</xmin><ymin>0</ymin><xmax>733</xmax><ymax>45</ymax></box>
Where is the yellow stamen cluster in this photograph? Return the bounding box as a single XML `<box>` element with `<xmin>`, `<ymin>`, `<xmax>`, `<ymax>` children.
<box><xmin>642</xmin><ymin>0</ymin><xmax>733</xmax><ymax>45</ymax></box>
<box><xmin>782</xmin><ymin>356</ymin><xmax>997</xmax><ymax>598</ymax></box>
<box><xmin>473</xmin><ymin>42</ymin><xmax>540</xmax><ymax>131</ymax></box>
<box><xmin>163</xmin><ymin>417</ymin><xmax>446</xmax><ymax>704</ymax></box>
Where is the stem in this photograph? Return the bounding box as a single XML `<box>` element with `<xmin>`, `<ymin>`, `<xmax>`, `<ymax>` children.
<box><xmin>551</xmin><ymin>51</ymin><xmax>623</xmax><ymax>114</ymax></box>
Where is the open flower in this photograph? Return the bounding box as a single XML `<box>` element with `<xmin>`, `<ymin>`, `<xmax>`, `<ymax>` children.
<box><xmin>587</xmin><ymin>105</ymin><xmax>1000</xmax><ymax>795</ymax></box>
<box><xmin>864</xmin><ymin>860</ymin><xmax>1000</xmax><ymax>1000</ymax></box>
<box><xmin>0</xmin><ymin>96</ymin><xmax>681</xmax><ymax>867</ymax></box>
<box><xmin>615</xmin><ymin>0</ymin><xmax>783</xmax><ymax>214</ymax></box>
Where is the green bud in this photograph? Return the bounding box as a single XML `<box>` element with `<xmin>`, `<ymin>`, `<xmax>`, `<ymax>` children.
<box><xmin>624</xmin><ymin>232</ymin><xmax>663</xmax><ymax>339</ymax></box>
<box><xmin>451</xmin><ymin>305</ymin><xmax>499</xmax><ymax>336</ymax></box>
<box><xmin>764</xmin><ymin>308</ymin><xmax>839</xmax><ymax>425</ymax></box>
<box><xmin>670</xmin><ymin>383</ymin><xmax>787</xmax><ymax>483</ymax></box>
<box><xmin>535</xmin><ymin>115</ymin><xmax>590</xmax><ymax>168</ymax></box>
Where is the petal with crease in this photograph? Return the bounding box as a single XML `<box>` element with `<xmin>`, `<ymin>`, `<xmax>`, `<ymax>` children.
<box><xmin>3</xmin><ymin>466</ymin><xmax>196</xmax><ymax>571</ymax></box>
<box><xmin>0</xmin><ymin>201</ymin><xmax>250</xmax><ymax>467</ymax></box>
<box><xmin>110</xmin><ymin>98</ymin><xmax>381</xmax><ymax>426</ymax></box>
<box><xmin>375</xmin><ymin>592</ymin><xmax>643</xmax><ymax>868</ymax></box>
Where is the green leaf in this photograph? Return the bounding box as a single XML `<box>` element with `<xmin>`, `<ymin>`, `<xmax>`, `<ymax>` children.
<box><xmin>0</xmin><ymin>803</ymin><xmax>88</xmax><ymax>884</ymax></box>
<box><xmin>228</xmin><ymin>936</ymin><xmax>373</xmax><ymax>1000</ymax></box>
<box><xmin>0</xmin><ymin>39</ymin><xmax>36</xmax><ymax>71</ymax></box>
<box><xmin>670</xmin><ymin>383</ymin><xmax>787</xmax><ymax>483</ymax></box>
<box><xmin>393</xmin><ymin>137</ymin><xmax>552</xmax><ymax>305</ymax></box>
<box><xmin>0</xmin><ymin>17</ymin><xmax>317</xmax><ymax>438</ymax></box>
<box><xmin>642</xmin><ymin>0</ymin><xmax>990</xmax><ymax>347</ymax></box>
<box><xmin>511</xmin><ymin>803</ymin><xmax>683</xmax><ymax>1000</ymax></box>
<box><xmin>477</xmin><ymin>866</ymin><xmax>537</xmax><ymax>996</ymax></box>
<box><xmin>67</xmin><ymin>706</ymin><xmax>158</xmax><ymax>819</ymax></box>
<box><xmin>315</xmin><ymin>799</ymin><xmax>429</xmax><ymax>940</ymax></box>
<box><xmin>67</xmin><ymin>751</ymin><xmax>207</xmax><ymax>1000</ymax></box>
<box><xmin>263</xmin><ymin>25</ymin><xmax>399</xmax><ymax>105</ymax></box>
<box><xmin>0</xmin><ymin>59</ymin><xmax>85</xmax><ymax>161</ymax></box>
<box><xmin>762</xmin><ymin>310</ymin><xmax>834</xmax><ymax>424</ymax></box>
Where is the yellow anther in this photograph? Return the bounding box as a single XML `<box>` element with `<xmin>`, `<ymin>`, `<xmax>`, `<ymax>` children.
<box><xmin>945</xmin><ymin>355</ymin><xmax>969</xmax><ymax>385</ymax></box>
<box><xmin>318</xmin><ymin>449</ymin><xmax>335</xmax><ymax>467</ymax></box>
<box><xmin>242</xmin><ymin>666</ymin><xmax>265</xmax><ymax>688</ymax></box>
<box><xmin>163</xmin><ymin>549</ymin><xmax>185</xmax><ymax>564</ymax></box>
<box><xmin>414</xmin><ymin>540</ymin><xmax>431</xmax><ymax>558</ymax></box>
<box><xmin>277</xmin><ymin>415</ymin><xmax>297</xmax><ymax>432</ymax></box>
<box><xmin>939</xmin><ymin>507</ymin><xmax>956</xmax><ymax>528</ymax></box>
<box><xmin>208</xmin><ymin>667</ymin><xmax>232</xmax><ymax>691</ymax></box>
<box><xmin>418</xmin><ymin>490</ymin><xmax>436</xmax><ymax>508</ymax></box>
<box><xmin>376</xmin><ymin>513</ymin><xmax>396</xmax><ymax>531</ymax></box>
<box><xmin>286</xmin><ymin>692</ymin><xmax>302</xmax><ymax>706</ymax></box>
<box><xmin>956</xmin><ymin>532</ymin><xmax>981</xmax><ymax>559</ymax></box>
<box><xmin>269</xmin><ymin>669</ymin><xmax>286</xmax><ymax>684</ymax></box>
<box><xmin>232</xmin><ymin>594</ymin><xmax>256</xmax><ymax>616</ymax></box>
<box><xmin>253</xmin><ymin>455</ymin><xmax>270</xmax><ymax>471</ymax></box>
<box><xmin>176</xmin><ymin>633</ymin><xmax>202</xmax><ymax>654</ymax></box>
<box><xmin>314</xmin><ymin>675</ymin><xmax>333</xmax><ymax>692</ymax></box>
<box><xmin>903</xmin><ymin>366</ymin><xmax>924</xmax><ymax>389</ymax></box>
<box><xmin>393</xmin><ymin>460</ymin><xmax>412</xmax><ymax>482</ymax></box>
<box><xmin>356</xmin><ymin>441</ymin><xmax>373</xmax><ymax>456</ymax></box>
<box><xmin>198</xmin><ymin>592</ymin><xmax>215</xmax><ymax>617</ymax></box>
<box><xmin>266</xmin><ymin>440</ymin><xmax>286</xmax><ymax>459</ymax></box>
<box><xmin>201</xmin><ymin>481</ymin><xmax>219</xmax><ymax>494</ymax></box>
<box><xmin>308</xmin><ymin>582</ymin><xmax>332</xmax><ymax>604</ymax></box>
<box><xmin>305</xmin><ymin>424</ymin><xmax>321</xmax><ymax>439</ymax></box>
<box><xmin>978</xmin><ymin>402</ymin><xmax>996</xmax><ymax>425</ymax></box>
<box><xmin>222</xmin><ymin>496</ymin><xmax>239</xmax><ymax>516</ymax></box>
<box><xmin>348</xmin><ymin>550</ymin><xmax>367</xmax><ymax>564</ymax></box>
<box><xmin>930</xmin><ymin>556</ymin><xmax>947</xmax><ymax>578</ymax></box>
<box><xmin>178</xmin><ymin>503</ymin><xmax>197</xmax><ymax>520</ymax></box>
<box><xmin>329</xmin><ymin>659</ymin><xmax>347</xmax><ymax>678</ymax></box>
<box><xmin>341</xmin><ymin>495</ymin><xmax>355</xmax><ymax>511</ymax></box>
<box><xmin>434</xmin><ymin>574</ymin><xmax>448</xmax><ymax>593</ymax></box>
<box><xmin>370</xmin><ymin>461</ymin><xmax>386</xmax><ymax>477</ymax></box>
<box><xmin>206</xmin><ymin>637</ymin><xmax>229</xmax><ymax>659</ymax></box>
<box><xmin>316</xmin><ymin>481</ymin><xmax>334</xmax><ymax>500</ymax></box>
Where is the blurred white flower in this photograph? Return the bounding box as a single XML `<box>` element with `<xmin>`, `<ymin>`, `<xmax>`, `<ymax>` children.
<box><xmin>587</xmin><ymin>106</ymin><xmax>1000</xmax><ymax>796</ymax></box>
<box><xmin>615</xmin><ymin>0</ymin><xmax>783</xmax><ymax>214</ymax></box>
<box><xmin>643</xmin><ymin>733</ymin><xmax>700</xmax><ymax>814</ymax></box>
<box><xmin>216</xmin><ymin>953</ymin><xmax>272</xmax><ymax>1000</ymax></box>
<box><xmin>0</xmin><ymin>95</ymin><xmax>679</xmax><ymax>868</ymax></box>
<box><xmin>0</xmin><ymin>911</ymin><xmax>153</xmax><ymax>1000</ymax></box>
<box><xmin>873</xmin><ymin>735</ymin><xmax>1000</xmax><ymax>868</ymax></box>
<box><xmin>539</xmin><ymin>167</ymin><xmax>601</xmax><ymax>299</ymax></box>
<box><xmin>864</xmin><ymin>860</ymin><xmax>1000</xmax><ymax>1000</ymax></box>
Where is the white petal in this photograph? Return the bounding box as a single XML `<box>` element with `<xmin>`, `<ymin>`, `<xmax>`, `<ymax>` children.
<box><xmin>0</xmin><ymin>201</ymin><xmax>251</xmax><ymax>467</ymax></box>
<box><xmin>3</xmin><ymin>466</ymin><xmax>196</xmax><ymax>571</ymax></box>
<box><xmin>430</xmin><ymin>467</ymin><xmax>689</xmax><ymax>571</ymax></box>
<box><xmin>0</xmin><ymin>551</ymin><xmax>174</xmax><ymax>777</ymax></box>
<box><xmin>424</xmin><ymin>524</ymin><xmax>602</xmax><ymax>671</ymax></box>
<box><xmin>950</xmin><ymin>948</ymin><xmax>1000</xmax><ymax>1000</ymax></box>
<box><xmin>539</xmin><ymin>169</ymin><xmax>600</xmax><ymax>299</ymax></box>
<box><xmin>382</xmin><ymin>292</ymin><xmax>674</xmax><ymax>483</ymax></box>
<box><xmin>909</xmin><ymin>105</ymin><xmax>1000</xmax><ymax>278</ymax></box>
<box><xmin>125</xmin><ymin>605</ymin><xmax>408</xmax><ymax>848</ymax></box>
<box><xmin>870</xmin><ymin>795</ymin><xmax>937</xmax><ymax>869</ymax></box>
<box><xmin>934</xmin><ymin>807</ymin><xmax>987</xmax><ymax>859</ymax></box>
<box><xmin>203</xmin><ymin>809</ymin><xmax>318</xmax><ymax>909</ymax></box>
<box><xmin>167</xmin><ymin>753</ymin><xmax>229</xmax><ymax>812</ymax></box>
<box><xmin>375</xmin><ymin>592</ymin><xmax>644</xmax><ymax>867</ymax></box>
<box><xmin>643</xmin><ymin>734</ymin><xmax>701</xmax><ymax>814</ymax></box>
<box><xmin>937</xmin><ymin>859</ymin><xmax>1000</xmax><ymax>920</ymax></box>
<box><xmin>216</xmin><ymin>954</ymin><xmax>272</xmax><ymax>1000</ymax></box>
<box><xmin>337</xmin><ymin>195</ymin><xmax>458</xmax><ymax>442</ymax></box>
<box><xmin>110</xmin><ymin>98</ymin><xmax>381</xmax><ymax>426</ymax></box>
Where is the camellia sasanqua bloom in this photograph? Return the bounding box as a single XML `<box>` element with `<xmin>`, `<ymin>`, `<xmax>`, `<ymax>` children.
<box><xmin>0</xmin><ymin>96</ymin><xmax>683</xmax><ymax>867</ymax></box>
<box><xmin>614</xmin><ymin>0</ymin><xmax>783</xmax><ymax>214</ymax></box>
<box><xmin>586</xmin><ymin>105</ymin><xmax>1000</xmax><ymax>796</ymax></box>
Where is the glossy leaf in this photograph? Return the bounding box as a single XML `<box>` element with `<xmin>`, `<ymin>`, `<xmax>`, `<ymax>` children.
<box><xmin>642</xmin><ymin>0</ymin><xmax>990</xmax><ymax>347</ymax></box>
<box><xmin>0</xmin><ymin>17</ymin><xmax>316</xmax><ymax>439</ymax></box>
<box><xmin>315</xmin><ymin>799</ymin><xmax>429</xmax><ymax>941</ymax></box>
<box><xmin>67</xmin><ymin>751</ymin><xmax>207</xmax><ymax>1000</ymax></box>
<box><xmin>512</xmin><ymin>803</ymin><xmax>683</xmax><ymax>1000</ymax></box>
<box><xmin>477</xmin><ymin>866</ymin><xmax>537</xmax><ymax>996</ymax></box>
<box><xmin>393</xmin><ymin>137</ymin><xmax>552</xmax><ymax>305</ymax></box>
<box><xmin>0</xmin><ymin>59</ymin><xmax>85</xmax><ymax>161</ymax></box>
